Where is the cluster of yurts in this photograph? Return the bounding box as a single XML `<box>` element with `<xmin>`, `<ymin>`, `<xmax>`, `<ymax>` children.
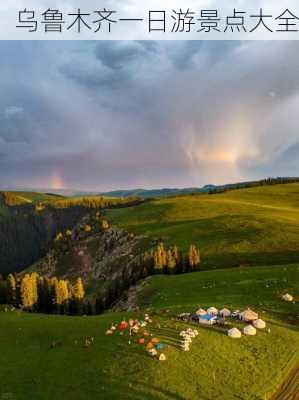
<box><xmin>194</xmin><ymin>306</ymin><xmax>267</xmax><ymax>338</ymax></box>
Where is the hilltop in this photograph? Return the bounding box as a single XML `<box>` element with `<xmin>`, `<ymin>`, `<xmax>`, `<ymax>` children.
<box><xmin>30</xmin><ymin>214</ymin><xmax>152</xmax><ymax>307</ymax></box>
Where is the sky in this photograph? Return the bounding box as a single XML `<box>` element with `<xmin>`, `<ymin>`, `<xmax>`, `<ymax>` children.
<box><xmin>1</xmin><ymin>40</ymin><xmax>299</xmax><ymax>191</ymax></box>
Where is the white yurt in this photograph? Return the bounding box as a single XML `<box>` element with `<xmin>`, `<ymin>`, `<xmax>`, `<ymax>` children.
<box><xmin>243</xmin><ymin>325</ymin><xmax>257</xmax><ymax>336</ymax></box>
<box><xmin>253</xmin><ymin>319</ymin><xmax>266</xmax><ymax>329</ymax></box>
<box><xmin>196</xmin><ymin>308</ymin><xmax>207</xmax><ymax>316</ymax></box>
<box><xmin>220</xmin><ymin>308</ymin><xmax>231</xmax><ymax>317</ymax></box>
<box><xmin>228</xmin><ymin>328</ymin><xmax>242</xmax><ymax>338</ymax></box>
<box><xmin>239</xmin><ymin>308</ymin><xmax>258</xmax><ymax>322</ymax></box>
<box><xmin>207</xmin><ymin>306</ymin><xmax>218</xmax><ymax>315</ymax></box>
<box><xmin>148</xmin><ymin>348</ymin><xmax>157</xmax><ymax>356</ymax></box>
<box><xmin>282</xmin><ymin>293</ymin><xmax>293</xmax><ymax>302</ymax></box>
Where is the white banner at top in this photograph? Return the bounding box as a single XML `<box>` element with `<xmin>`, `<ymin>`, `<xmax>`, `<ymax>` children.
<box><xmin>1</xmin><ymin>0</ymin><xmax>299</xmax><ymax>40</ymax></box>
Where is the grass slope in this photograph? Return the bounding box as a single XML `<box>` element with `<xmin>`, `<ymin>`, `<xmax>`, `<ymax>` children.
<box><xmin>1</xmin><ymin>191</ymin><xmax>61</xmax><ymax>205</ymax></box>
<box><xmin>106</xmin><ymin>183</ymin><xmax>299</xmax><ymax>269</ymax></box>
<box><xmin>0</xmin><ymin>264</ymin><xmax>298</xmax><ymax>400</ymax></box>
<box><xmin>12</xmin><ymin>192</ymin><xmax>62</xmax><ymax>204</ymax></box>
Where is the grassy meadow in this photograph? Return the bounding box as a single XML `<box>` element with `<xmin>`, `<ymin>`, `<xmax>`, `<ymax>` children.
<box><xmin>106</xmin><ymin>183</ymin><xmax>299</xmax><ymax>269</ymax></box>
<box><xmin>0</xmin><ymin>264</ymin><xmax>298</xmax><ymax>400</ymax></box>
<box><xmin>4</xmin><ymin>192</ymin><xmax>61</xmax><ymax>205</ymax></box>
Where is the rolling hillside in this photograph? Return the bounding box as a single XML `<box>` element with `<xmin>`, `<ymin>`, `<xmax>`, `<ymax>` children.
<box><xmin>0</xmin><ymin>191</ymin><xmax>61</xmax><ymax>206</ymax></box>
<box><xmin>0</xmin><ymin>263</ymin><xmax>298</xmax><ymax>400</ymax></box>
<box><xmin>106</xmin><ymin>183</ymin><xmax>299</xmax><ymax>269</ymax></box>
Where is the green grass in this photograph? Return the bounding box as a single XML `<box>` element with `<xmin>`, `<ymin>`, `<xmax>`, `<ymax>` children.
<box><xmin>138</xmin><ymin>264</ymin><xmax>299</xmax><ymax>320</ymax></box>
<box><xmin>106</xmin><ymin>183</ymin><xmax>299</xmax><ymax>269</ymax></box>
<box><xmin>10</xmin><ymin>191</ymin><xmax>62</xmax><ymax>204</ymax></box>
<box><xmin>0</xmin><ymin>191</ymin><xmax>61</xmax><ymax>206</ymax></box>
<box><xmin>0</xmin><ymin>264</ymin><xmax>298</xmax><ymax>400</ymax></box>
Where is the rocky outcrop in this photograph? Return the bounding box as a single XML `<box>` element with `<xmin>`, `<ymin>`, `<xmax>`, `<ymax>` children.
<box><xmin>32</xmin><ymin>219</ymin><xmax>151</xmax><ymax>302</ymax></box>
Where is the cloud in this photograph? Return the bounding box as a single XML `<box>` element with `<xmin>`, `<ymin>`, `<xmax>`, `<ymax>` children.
<box><xmin>4</xmin><ymin>106</ymin><xmax>24</xmax><ymax>118</ymax></box>
<box><xmin>0</xmin><ymin>40</ymin><xmax>299</xmax><ymax>190</ymax></box>
<box><xmin>95</xmin><ymin>41</ymin><xmax>153</xmax><ymax>69</ymax></box>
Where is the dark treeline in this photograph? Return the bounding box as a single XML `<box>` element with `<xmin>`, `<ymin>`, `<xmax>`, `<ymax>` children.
<box><xmin>39</xmin><ymin>195</ymin><xmax>144</xmax><ymax>210</ymax></box>
<box><xmin>208</xmin><ymin>177</ymin><xmax>299</xmax><ymax>195</ymax></box>
<box><xmin>0</xmin><ymin>272</ymin><xmax>90</xmax><ymax>315</ymax></box>
<box><xmin>0</xmin><ymin>207</ymin><xmax>88</xmax><ymax>276</ymax></box>
<box><xmin>0</xmin><ymin>241</ymin><xmax>201</xmax><ymax>315</ymax></box>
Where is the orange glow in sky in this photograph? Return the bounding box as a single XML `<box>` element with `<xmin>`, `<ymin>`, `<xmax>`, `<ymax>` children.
<box><xmin>50</xmin><ymin>172</ymin><xmax>64</xmax><ymax>190</ymax></box>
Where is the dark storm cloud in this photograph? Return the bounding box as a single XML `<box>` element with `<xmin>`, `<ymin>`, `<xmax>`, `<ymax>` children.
<box><xmin>95</xmin><ymin>41</ymin><xmax>155</xmax><ymax>69</ymax></box>
<box><xmin>1</xmin><ymin>40</ymin><xmax>299</xmax><ymax>190</ymax></box>
<box><xmin>61</xmin><ymin>41</ymin><xmax>159</xmax><ymax>90</ymax></box>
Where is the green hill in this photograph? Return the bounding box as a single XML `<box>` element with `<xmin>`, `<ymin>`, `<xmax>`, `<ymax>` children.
<box><xmin>0</xmin><ymin>191</ymin><xmax>62</xmax><ymax>207</ymax></box>
<box><xmin>11</xmin><ymin>191</ymin><xmax>62</xmax><ymax>204</ymax></box>
<box><xmin>0</xmin><ymin>263</ymin><xmax>298</xmax><ymax>400</ymax></box>
<box><xmin>106</xmin><ymin>183</ymin><xmax>299</xmax><ymax>269</ymax></box>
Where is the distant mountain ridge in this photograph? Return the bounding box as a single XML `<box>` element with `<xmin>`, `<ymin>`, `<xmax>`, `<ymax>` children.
<box><xmin>99</xmin><ymin>177</ymin><xmax>299</xmax><ymax>198</ymax></box>
<box><xmin>99</xmin><ymin>187</ymin><xmax>206</xmax><ymax>198</ymax></box>
<box><xmin>2</xmin><ymin>177</ymin><xmax>299</xmax><ymax>199</ymax></box>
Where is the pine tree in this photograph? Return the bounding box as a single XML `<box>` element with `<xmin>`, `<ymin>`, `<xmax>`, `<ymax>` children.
<box><xmin>166</xmin><ymin>249</ymin><xmax>176</xmax><ymax>274</ymax></box>
<box><xmin>55</xmin><ymin>232</ymin><xmax>63</xmax><ymax>242</ymax></box>
<box><xmin>153</xmin><ymin>243</ymin><xmax>166</xmax><ymax>272</ymax></box>
<box><xmin>161</xmin><ymin>244</ymin><xmax>167</xmax><ymax>267</ymax></box>
<box><xmin>7</xmin><ymin>274</ymin><xmax>17</xmax><ymax>306</ymax></box>
<box><xmin>20</xmin><ymin>274</ymin><xmax>35</xmax><ymax>310</ymax></box>
<box><xmin>72</xmin><ymin>277</ymin><xmax>85</xmax><ymax>315</ymax></box>
<box><xmin>54</xmin><ymin>279</ymin><xmax>70</xmax><ymax>314</ymax></box>
<box><xmin>66</xmin><ymin>229</ymin><xmax>72</xmax><ymax>237</ymax></box>
<box><xmin>73</xmin><ymin>278</ymin><xmax>85</xmax><ymax>300</ymax></box>
<box><xmin>172</xmin><ymin>246</ymin><xmax>180</xmax><ymax>264</ymax></box>
<box><xmin>188</xmin><ymin>245</ymin><xmax>201</xmax><ymax>271</ymax></box>
<box><xmin>172</xmin><ymin>246</ymin><xmax>182</xmax><ymax>273</ymax></box>
<box><xmin>31</xmin><ymin>272</ymin><xmax>39</xmax><ymax>306</ymax></box>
